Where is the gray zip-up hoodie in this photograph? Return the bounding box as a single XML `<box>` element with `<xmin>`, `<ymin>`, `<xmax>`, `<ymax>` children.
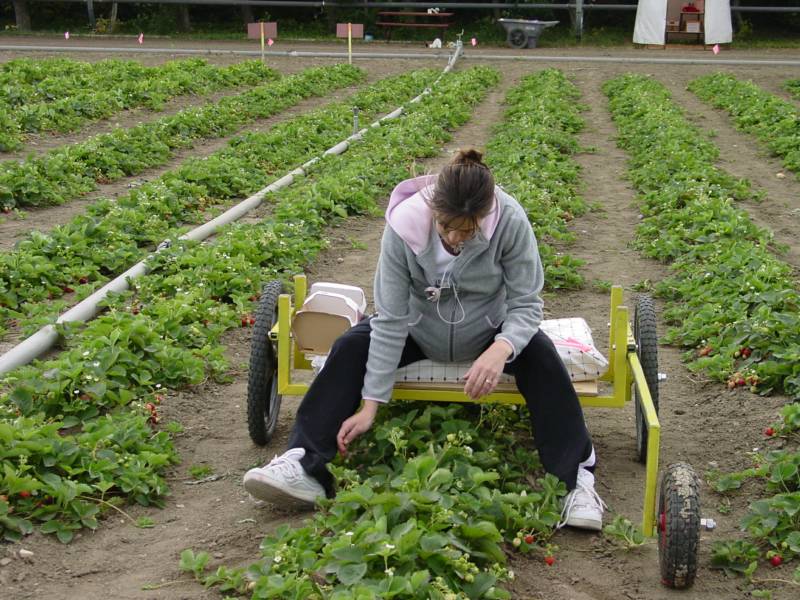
<box><xmin>362</xmin><ymin>175</ymin><xmax>544</xmax><ymax>403</ymax></box>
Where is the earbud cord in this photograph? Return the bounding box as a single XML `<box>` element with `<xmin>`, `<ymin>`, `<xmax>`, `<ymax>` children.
<box><xmin>435</xmin><ymin>259</ymin><xmax>466</xmax><ymax>325</ymax></box>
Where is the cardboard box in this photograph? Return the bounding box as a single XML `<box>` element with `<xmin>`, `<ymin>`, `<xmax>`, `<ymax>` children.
<box><xmin>291</xmin><ymin>283</ymin><xmax>366</xmax><ymax>354</ymax></box>
<box><xmin>685</xmin><ymin>22</ymin><xmax>702</xmax><ymax>33</ymax></box>
<box><xmin>247</xmin><ymin>22</ymin><xmax>277</xmax><ymax>40</ymax></box>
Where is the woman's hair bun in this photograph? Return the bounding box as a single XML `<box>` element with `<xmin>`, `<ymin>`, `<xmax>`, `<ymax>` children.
<box><xmin>452</xmin><ymin>148</ymin><xmax>487</xmax><ymax>168</ymax></box>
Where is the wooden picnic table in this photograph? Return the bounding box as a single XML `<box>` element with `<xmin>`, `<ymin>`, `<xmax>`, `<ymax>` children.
<box><xmin>376</xmin><ymin>11</ymin><xmax>455</xmax><ymax>42</ymax></box>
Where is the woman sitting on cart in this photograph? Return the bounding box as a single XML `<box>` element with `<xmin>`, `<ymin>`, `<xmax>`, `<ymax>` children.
<box><xmin>244</xmin><ymin>149</ymin><xmax>604</xmax><ymax>530</ymax></box>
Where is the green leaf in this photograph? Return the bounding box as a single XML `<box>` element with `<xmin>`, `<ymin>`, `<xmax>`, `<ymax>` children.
<box><xmin>331</xmin><ymin>545</ymin><xmax>365</xmax><ymax>563</ymax></box>
<box><xmin>337</xmin><ymin>562</ymin><xmax>367</xmax><ymax>586</ymax></box>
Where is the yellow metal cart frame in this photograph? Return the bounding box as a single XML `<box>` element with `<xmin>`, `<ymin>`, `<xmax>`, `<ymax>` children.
<box><xmin>271</xmin><ymin>275</ymin><xmax>661</xmax><ymax>536</ymax></box>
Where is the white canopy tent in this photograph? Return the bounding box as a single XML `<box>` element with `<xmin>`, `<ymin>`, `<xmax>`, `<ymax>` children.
<box><xmin>633</xmin><ymin>0</ymin><xmax>733</xmax><ymax>45</ymax></box>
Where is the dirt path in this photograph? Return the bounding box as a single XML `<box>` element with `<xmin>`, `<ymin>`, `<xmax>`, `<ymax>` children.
<box><xmin>2</xmin><ymin>51</ymin><xmax>798</xmax><ymax>600</ymax></box>
<box><xmin>0</xmin><ymin>58</ymin><xmax>434</xmax><ymax>251</ymax></box>
<box><xmin>664</xmin><ymin>77</ymin><xmax>800</xmax><ymax>273</ymax></box>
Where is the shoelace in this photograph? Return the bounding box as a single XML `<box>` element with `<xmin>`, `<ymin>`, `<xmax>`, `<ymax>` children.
<box><xmin>264</xmin><ymin>452</ymin><xmax>304</xmax><ymax>481</ymax></box>
<box><xmin>556</xmin><ymin>472</ymin><xmax>607</xmax><ymax>529</ymax></box>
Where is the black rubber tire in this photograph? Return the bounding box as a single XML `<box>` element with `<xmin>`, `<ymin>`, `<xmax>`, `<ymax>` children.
<box><xmin>658</xmin><ymin>463</ymin><xmax>701</xmax><ymax>589</ymax></box>
<box><xmin>508</xmin><ymin>28</ymin><xmax>528</xmax><ymax>49</ymax></box>
<box><xmin>247</xmin><ymin>280</ymin><xmax>283</xmax><ymax>446</ymax></box>
<box><xmin>634</xmin><ymin>295</ymin><xmax>660</xmax><ymax>464</ymax></box>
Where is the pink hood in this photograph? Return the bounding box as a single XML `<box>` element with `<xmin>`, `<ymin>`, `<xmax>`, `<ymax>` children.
<box><xmin>385</xmin><ymin>175</ymin><xmax>502</xmax><ymax>255</ymax></box>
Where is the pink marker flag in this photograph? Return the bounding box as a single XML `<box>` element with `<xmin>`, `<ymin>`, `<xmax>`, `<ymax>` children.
<box><xmin>712</xmin><ymin>44</ymin><xmax>720</xmax><ymax>55</ymax></box>
<box><xmin>471</xmin><ymin>37</ymin><xmax>477</xmax><ymax>46</ymax></box>
<box><xmin>64</xmin><ymin>31</ymin><xmax>70</xmax><ymax>40</ymax></box>
<box><xmin>138</xmin><ymin>33</ymin><xmax>144</xmax><ymax>45</ymax></box>
<box><xmin>267</xmin><ymin>38</ymin><xmax>274</xmax><ymax>47</ymax></box>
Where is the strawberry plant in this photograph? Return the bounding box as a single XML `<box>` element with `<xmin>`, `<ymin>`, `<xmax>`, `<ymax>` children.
<box><xmin>185</xmin><ymin>403</ymin><xmax>562</xmax><ymax>599</ymax></box>
<box><xmin>689</xmin><ymin>74</ymin><xmax>800</xmax><ymax>176</ymax></box>
<box><xmin>0</xmin><ymin>64</ymin><xmax>363</xmax><ymax>210</ymax></box>
<box><xmin>602</xmin><ymin>515</ymin><xmax>646</xmax><ymax>550</ymax></box>
<box><xmin>485</xmin><ymin>68</ymin><xmax>588</xmax><ymax>290</ymax></box>
<box><xmin>786</xmin><ymin>78</ymin><xmax>800</xmax><ymax>100</ymax></box>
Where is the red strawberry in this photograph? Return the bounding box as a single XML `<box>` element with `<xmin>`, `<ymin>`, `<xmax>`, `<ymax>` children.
<box><xmin>544</xmin><ymin>556</ymin><xmax>555</xmax><ymax>566</ymax></box>
<box><xmin>241</xmin><ymin>317</ymin><xmax>248</xmax><ymax>327</ymax></box>
<box><xmin>698</xmin><ymin>346</ymin><xmax>712</xmax><ymax>357</ymax></box>
<box><xmin>741</xmin><ymin>347</ymin><xmax>752</xmax><ymax>358</ymax></box>
<box><xmin>764</xmin><ymin>427</ymin><xmax>775</xmax><ymax>437</ymax></box>
<box><xmin>249</xmin><ymin>317</ymin><xmax>256</xmax><ymax>326</ymax></box>
<box><xmin>78</xmin><ymin>277</ymin><xmax>89</xmax><ymax>284</ymax></box>
<box><xmin>736</xmin><ymin>377</ymin><xmax>746</xmax><ymax>387</ymax></box>
<box><xmin>18</xmin><ymin>490</ymin><xmax>31</xmax><ymax>498</ymax></box>
<box><xmin>524</xmin><ymin>534</ymin><xmax>535</xmax><ymax>544</ymax></box>
<box><xmin>770</xmin><ymin>555</ymin><xmax>782</xmax><ymax>567</ymax></box>
<box><xmin>62</xmin><ymin>286</ymin><xmax>74</xmax><ymax>294</ymax></box>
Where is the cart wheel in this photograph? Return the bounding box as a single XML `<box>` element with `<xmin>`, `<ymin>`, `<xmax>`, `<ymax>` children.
<box><xmin>507</xmin><ymin>28</ymin><xmax>528</xmax><ymax>49</ymax></box>
<box><xmin>658</xmin><ymin>463</ymin><xmax>701</xmax><ymax>589</ymax></box>
<box><xmin>634</xmin><ymin>294</ymin><xmax>659</xmax><ymax>463</ymax></box>
<box><xmin>247</xmin><ymin>280</ymin><xmax>283</xmax><ymax>446</ymax></box>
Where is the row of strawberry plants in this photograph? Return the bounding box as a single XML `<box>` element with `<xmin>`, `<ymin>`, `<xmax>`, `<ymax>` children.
<box><xmin>0</xmin><ymin>63</ymin><xmax>362</xmax><ymax>211</ymax></box>
<box><xmin>0</xmin><ymin>69</ymin><xmax>437</xmax><ymax>340</ymax></box>
<box><xmin>485</xmin><ymin>68</ymin><xmax>588</xmax><ymax>290</ymax></box>
<box><xmin>0</xmin><ymin>57</ymin><xmax>265</xmax><ymax>109</ymax></box>
<box><xmin>604</xmin><ymin>73</ymin><xmax>800</xmax><ymax>399</ymax></box>
<box><xmin>0</xmin><ymin>66</ymin><xmax>493</xmax><ymax>544</ymax></box>
<box><xmin>3</xmin><ymin>67</ymin><xmax>566</xmax><ymax>599</ymax></box>
<box><xmin>688</xmin><ymin>73</ymin><xmax>800</xmax><ymax>175</ymax></box>
<box><xmin>0</xmin><ymin>56</ymin><xmax>112</xmax><ymax>88</ymax></box>
<box><xmin>0</xmin><ymin>59</ymin><xmax>277</xmax><ymax>152</ymax></box>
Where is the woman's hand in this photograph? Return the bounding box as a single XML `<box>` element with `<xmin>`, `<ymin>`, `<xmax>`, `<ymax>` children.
<box><xmin>337</xmin><ymin>400</ymin><xmax>380</xmax><ymax>456</ymax></box>
<box><xmin>463</xmin><ymin>341</ymin><xmax>513</xmax><ymax>399</ymax></box>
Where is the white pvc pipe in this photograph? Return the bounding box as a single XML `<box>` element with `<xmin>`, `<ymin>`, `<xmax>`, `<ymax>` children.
<box><xmin>0</xmin><ymin>43</ymin><xmax>463</xmax><ymax>376</ymax></box>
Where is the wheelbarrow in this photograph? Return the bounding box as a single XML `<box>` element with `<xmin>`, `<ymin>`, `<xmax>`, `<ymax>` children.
<box><xmin>247</xmin><ymin>274</ymin><xmax>708</xmax><ymax>588</ymax></box>
<box><xmin>498</xmin><ymin>18</ymin><xmax>559</xmax><ymax>49</ymax></box>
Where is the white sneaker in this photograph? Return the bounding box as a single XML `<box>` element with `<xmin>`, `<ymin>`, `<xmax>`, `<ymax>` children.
<box><xmin>243</xmin><ymin>448</ymin><xmax>325</xmax><ymax>509</ymax></box>
<box><xmin>558</xmin><ymin>467</ymin><xmax>605</xmax><ymax>531</ymax></box>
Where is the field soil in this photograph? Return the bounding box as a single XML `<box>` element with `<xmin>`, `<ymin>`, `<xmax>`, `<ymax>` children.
<box><xmin>1</xmin><ymin>38</ymin><xmax>798</xmax><ymax>600</ymax></box>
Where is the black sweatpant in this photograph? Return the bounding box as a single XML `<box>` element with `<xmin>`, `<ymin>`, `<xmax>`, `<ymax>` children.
<box><xmin>287</xmin><ymin>318</ymin><xmax>594</xmax><ymax>497</ymax></box>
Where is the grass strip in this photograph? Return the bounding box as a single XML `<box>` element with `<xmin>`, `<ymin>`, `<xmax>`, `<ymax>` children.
<box><xmin>604</xmin><ymin>73</ymin><xmax>800</xmax><ymax>399</ymax></box>
<box><xmin>485</xmin><ymin>68</ymin><xmax>588</xmax><ymax>291</ymax></box>
<box><xmin>0</xmin><ymin>59</ymin><xmax>277</xmax><ymax>151</ymax></box>
<box><xmin>0</xmin><ymin>64</ymin><xmax>362</xmax><ymax>210</ymax></box>
<box><xmin>689</xmin><ymin>73</ymin><xmax>800</xmax><ymax>177</ymax></box>
<box><xmin>0</xmin><ymin>69</ymin><xmax>438</xmax><ymax>340</ymax></box>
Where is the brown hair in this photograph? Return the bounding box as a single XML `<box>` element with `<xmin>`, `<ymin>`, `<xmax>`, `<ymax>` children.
<box><xmin>426</xmin><ymin>148</ymin><xmax>495</xmax><ymax>228</ymax></box>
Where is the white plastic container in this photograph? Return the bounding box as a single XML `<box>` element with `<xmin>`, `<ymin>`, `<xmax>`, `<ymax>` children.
<box><xmin>291</xmin><ymin>283</ymin><xmax>367</xmax><ymax>354</ymax></box>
